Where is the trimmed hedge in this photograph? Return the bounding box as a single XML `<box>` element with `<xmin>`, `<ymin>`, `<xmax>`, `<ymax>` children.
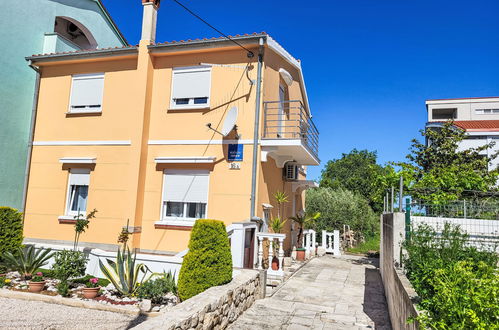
<box><xmin>177</xmin><ymin>219</ymin><xmax>232</xmax><ymax>301</ymax></box>
<box><xmin>0</xmin><ymin>207</ymin><xmax>24</xmax><ymax>258</ymax></box>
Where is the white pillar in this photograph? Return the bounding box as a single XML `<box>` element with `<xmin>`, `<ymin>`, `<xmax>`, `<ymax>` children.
<box><xmin>257</xmin><ymin>236</ymin><xmax>263</xmax><ymax>270</ymax></box>
<box><xmin>278</xmin><ymin>237</ymin><xmax>284</xmax><ymax>272</ymax></box>
<box><xmin>333</xmin><ymin>230</ymin><xmax>340</xmax><ymax>256</ymax></box>
<box><xmin>268</xmin><ymin>238</ymin><xmax>273</xmax><ymax>268</ymax></box>
<box><xmin>322</xmin><ymin>230</ymin><xmax>326</xmax><ymax>249</ymax></box>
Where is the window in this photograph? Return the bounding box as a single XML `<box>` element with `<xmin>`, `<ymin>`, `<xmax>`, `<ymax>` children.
<box><xmin>170</xmin><ymin>66</ymin><xmax>211</xmax><ymax>109</ymax></box>
<box><xmin>161</xmin><ymin>170</ymin><xmax>209</xmax><ymax>221</ymax></box>
<box><xmin>432</xmin><ymin>108</ymin><xmax>456</xmax><ymax>120</ymax></box>
<box><xmin>476</xmin><ymin>109</ymin><xmax>499</xmax><ymax>115</ymax></box>
<box><xmin>69</xmin><ymin>73</ymin><xmax>104</xmax><ymax>113</ymax></box>
<box><xmin>65</xmin><ymin>169</ymin><xmax>90</xmax><ymax>217</ymax></box>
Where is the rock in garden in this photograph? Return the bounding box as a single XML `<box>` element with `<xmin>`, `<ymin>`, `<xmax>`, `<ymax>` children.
<box><xmin>139</xmin><ymin>299</ymin><xmax>152</xmax><ymax>312</ymax></box>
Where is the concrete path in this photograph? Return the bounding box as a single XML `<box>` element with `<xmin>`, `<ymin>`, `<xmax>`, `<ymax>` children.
<box><xmin>230</xmin><ymin>255</ymin><xmax>391</xmax><ymax>330</ymax></box>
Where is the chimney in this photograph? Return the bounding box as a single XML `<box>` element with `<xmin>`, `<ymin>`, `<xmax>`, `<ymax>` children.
<box><xmin>141</xmin><ymin>0</ymin><xmax>160</xmax><ymax>43</ymax></box>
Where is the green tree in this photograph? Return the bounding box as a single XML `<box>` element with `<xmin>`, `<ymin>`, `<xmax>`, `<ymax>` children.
<box><xmin>319</xmin><ymin>149</ymin><xmax>391</xmax><ymax>212</ymax></box>
<box><xmin>306</xmin><ymin>187</ymin><xmax>378</xmax><ymax>238</ymax></box>
<box><xmin>398</xmin><ymin>121</ymin><xmax>498</xmax><ymax>203</ymax></box>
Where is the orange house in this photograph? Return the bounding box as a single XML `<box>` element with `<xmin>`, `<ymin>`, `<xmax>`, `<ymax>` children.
<box><xmin>23</xmin><ymin>0</ymin><xmax>319</xmax><ymax>268</ymax></box>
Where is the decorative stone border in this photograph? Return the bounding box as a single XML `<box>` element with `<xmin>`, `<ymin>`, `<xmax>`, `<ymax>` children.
<box><xmin>133</xmin><ymin>269</ymin><xmax>263</xmax><ymax>330</ymax></box>
<box><xmin>0</xmin><ymin>288</ymin><xmax>141</xmax><ymax>316</ymax></box>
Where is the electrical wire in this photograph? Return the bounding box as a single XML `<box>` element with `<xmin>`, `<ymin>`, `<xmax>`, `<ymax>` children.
<box><xmin>170</xmin><ymin>0</ymin><xmax>255</xmax><ymax>57</ymax></box>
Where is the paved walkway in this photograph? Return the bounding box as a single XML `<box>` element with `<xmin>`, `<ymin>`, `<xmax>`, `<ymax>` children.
<box><xmin>230</xmin><ymin>255</ymin><xmax>391</xmax><ymax>330</ymax></box>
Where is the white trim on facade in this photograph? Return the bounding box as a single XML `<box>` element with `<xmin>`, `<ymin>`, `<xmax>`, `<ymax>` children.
<box><xmin>154</xmin><ymin>156</ymin><xmax>216</xmax><ymax>164</ymax></box>
<box><xmin>33</xmin><ymin>140</ymin><xmax>131</xmax><ymax>146</ymax></box>
<box><xmin>148</xmin><ymin>139</ymin><xmax>254</xmax><ymax>145</ymax></box>
<box><xmin>59</xmin><ymin>157</ymin><xmax>96</xmax><ymax>164</ymax></box>
<box><xmin>154</xmin><ymin>220</ymin><xmax>196</xmax><ymax>227</ymax></box>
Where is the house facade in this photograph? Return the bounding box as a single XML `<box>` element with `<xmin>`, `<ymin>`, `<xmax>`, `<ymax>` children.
<box><xmin>23</xmin><ymin>1</ymin><xmax>319</xmax><ymax>267</ymax></box>
<box><xmin>0</xmin><ymin>0</ymin><xmax>127</xmax><ymax>210</ymax></box>
<box><xmin>426</xmin><ymin>97</ymin><xmax>499</xmax><ymax>169</ymax></box>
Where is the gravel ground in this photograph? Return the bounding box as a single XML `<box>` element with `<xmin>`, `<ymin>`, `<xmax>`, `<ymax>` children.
<box><xmin>0</xmin><ymin>297</ymin><xmax>148</xmax><ymax>330</ymax></box>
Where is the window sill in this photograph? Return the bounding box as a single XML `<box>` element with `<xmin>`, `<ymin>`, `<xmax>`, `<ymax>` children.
<box><xmin>168</xmin><ymin>106</ymin><xmax>210</xmax><ymax>111</ymax></box>
<box><xmin>58</xmin><ymin>215</ymin><xmax>77</xmax><ymax>224</ymax></box>
<box><xmin>154</xmin><ymin>220</ymin><xmax>195</xmax><ymax>230</ymax></box>
<box><xmin>66</xmin><ymin>111</ymin><xmax>102</xmax><ymax>117</ymax></box>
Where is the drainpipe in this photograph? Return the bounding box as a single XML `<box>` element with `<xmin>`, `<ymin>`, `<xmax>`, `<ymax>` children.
<box><xmin>22</xmin><ymin>61</ymin><xmax>41</xmax><ymax>215</ymax></box>
<box><xmin>250</xmin><ymin>38</ymin><xmax>265</xmax><ymax>220</ymax></box>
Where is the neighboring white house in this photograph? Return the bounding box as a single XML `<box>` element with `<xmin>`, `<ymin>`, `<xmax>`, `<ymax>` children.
<box><xmin>426</xmin><ymin>97</ymin><xmax>499</xmax><ymax>170</ymax></box>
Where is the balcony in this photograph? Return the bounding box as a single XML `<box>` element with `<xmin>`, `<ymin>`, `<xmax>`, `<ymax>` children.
<box><xmin>261</xmin><ymin>100</ymin><xmax>319</xmax><ymax>167</ymax></box>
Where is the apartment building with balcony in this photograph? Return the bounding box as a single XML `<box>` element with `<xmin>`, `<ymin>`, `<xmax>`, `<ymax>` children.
<box><xmin>22</xmin><ymin>0</ymin><xmax>319</xmax><ymax>268</ymax></box>
<box><xmin>0</xmin><ymin>0</ymin><xmax>127</xmax><ymax>210</ymax></box>
<box><xmin>426</xmin><ymin>97</ymin><xmax>499</xmax><ymax>169</ymax></box>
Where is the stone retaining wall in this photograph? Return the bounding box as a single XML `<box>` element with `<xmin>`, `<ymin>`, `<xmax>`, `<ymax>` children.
<box><xmin>380</xmin><ymin>213</ymin><xmax>420</xmax><ymax>330</ymax></box>
<box><xmin>133</xmin><ymin>269</ymin><xmax>263</xmax><ymax>330</ymax></box>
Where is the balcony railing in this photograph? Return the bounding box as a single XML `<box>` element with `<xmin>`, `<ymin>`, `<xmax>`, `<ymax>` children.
<box><xmin>263</xmin><ymin>100</ymin><xmax>319</xmax><ymax>160</ymax></box>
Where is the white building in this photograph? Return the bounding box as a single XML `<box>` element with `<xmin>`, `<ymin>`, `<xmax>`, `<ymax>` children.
<box><xmin>426</xmin><ymin>97</ymin><xmax>499</xmax><ymax>169</ymax></box>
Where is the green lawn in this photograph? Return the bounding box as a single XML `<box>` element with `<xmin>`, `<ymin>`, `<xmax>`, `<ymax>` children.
<box><xmin>347</xmin><ymin>235</ymin><xmax>380</xmax><ymax>256</ymax></box>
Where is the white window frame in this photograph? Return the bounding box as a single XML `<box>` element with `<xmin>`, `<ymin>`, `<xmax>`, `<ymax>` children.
<box><xmin>64</xmin><ymin>168</ymin><xmax>90</xmax><ymax>218</ymax></box>
<box><xmin>68</xmin><ymin>73</ymin><xmax>105</xmax><ymax>114</ymax></box>
<box><xmin>159</xmin><ymin>169</ymin><xmax>210</xmax><ymax>225</ymax></box>
<box><xmin>476</xmin><ymin>109</ymin><xmax>499</xmax><ymax>115</ymax></box>
<box><xmin>170</xmin><ymin>66</ymin><xmax>212</xmax><ymax>110</ymax></box>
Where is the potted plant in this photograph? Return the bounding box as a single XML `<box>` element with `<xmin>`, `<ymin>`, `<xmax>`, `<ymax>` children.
<box><xmin>28</xmin><ymin>272</ymin><xmax>46</xmax><ymax>293</ymax></box>
<box><xmin>269</xmin><ymin>217</ymin><xmax>286</xmax><ymax>270</ymax></box>
<box><xmin>82</xmin><ymin>277</ymin><xmax>100</xmax><ymax>299</ymax></box>
<box><xmin>290</xmin><ymin>211</ymin><xmax>320</xmax><ymax>261</ymax></box>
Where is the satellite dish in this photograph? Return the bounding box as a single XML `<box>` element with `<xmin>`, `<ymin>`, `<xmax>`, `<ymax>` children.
<box><xmin>221</xmin><ymin>106</ymin><xmax>238</xmax><ymax>136</ymax></box>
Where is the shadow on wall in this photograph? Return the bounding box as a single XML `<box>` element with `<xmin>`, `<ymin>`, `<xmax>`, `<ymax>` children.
<box><xmin>363</xmin><ymin>265</ymin><xmax>392</xmax><ymax>329</ymax></box>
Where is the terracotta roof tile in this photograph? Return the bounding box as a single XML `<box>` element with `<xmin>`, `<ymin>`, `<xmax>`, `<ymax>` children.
<box><xmin>453</xmin><ymin>120</ymin><xmax>499</xmax><ymax>131</ymax></box>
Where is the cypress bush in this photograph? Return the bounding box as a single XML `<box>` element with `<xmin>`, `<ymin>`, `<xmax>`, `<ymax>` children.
<box><xmin>177</xmin><ymin>219</ymin><xmax>232</xmax><ymax>301</ymax></box>
<box><xmin>0</xmin><ymin>207</ymin><xmax>24</xmax><ymax>258</ymax></box>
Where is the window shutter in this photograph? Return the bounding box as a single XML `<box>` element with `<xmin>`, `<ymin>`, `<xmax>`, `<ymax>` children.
<box><xmin>163</xmin><ymin>170</ymin><xmax>209</xmax><ymax>203</ymax></box>
<box><xmin>171</xmin><ymin>67</ymin><xmax>211</xmax><ymax>99</ymax></box>
<box><xmin>70</xmin><ymin>74</ymin><xmax>104</xmax><ymax>108</ymax></box>
<box><xmin>70</xmin><ymin>168</ymin><xmax>90</xmax><ymax>185</ymax></box>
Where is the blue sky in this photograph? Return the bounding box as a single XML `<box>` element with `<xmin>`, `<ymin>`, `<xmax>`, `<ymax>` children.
<box><xmin>103</xmin><ymin>0</ymin><xmax>499</xmax><ymax>180</ymax></box>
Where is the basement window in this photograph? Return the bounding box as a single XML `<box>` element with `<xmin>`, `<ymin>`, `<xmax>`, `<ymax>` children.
<box><xmin>69</xmin><ymin>73</ymin><xmax>104</xmax><ymax>113</ymax></box>
<box><xmin>170</xmin><ymin>66</ymin><xmax>211</xmax><ymax>109</ymax></box>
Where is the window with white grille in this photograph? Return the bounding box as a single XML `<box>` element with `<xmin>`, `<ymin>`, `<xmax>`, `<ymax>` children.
<box><xmin>69</xmin><ymin>73</ymin><xmax>104</xmax><ymax>113</ymax></box>
<box><xmin>170</xmin><ymin>66</ymin><xmax>211</xmax><ymax>109</ymax></box>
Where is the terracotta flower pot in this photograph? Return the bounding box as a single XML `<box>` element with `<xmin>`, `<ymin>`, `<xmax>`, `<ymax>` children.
<box><xmin>82</xmin><ymin>287</ymin><xmax>100</xmax><ymax>299</ymax></box>
<box><xmin>271</xmin><ymin>256</ymin><xmax>279</xmax><ymax>270</ymax></box>
<box><xmin>28</xmin><ymin>281</ymin><xmax>46</xmax><ymax>293</ymax></box>
<box><xmin>296</xmin><ymin>249</ymin><xmax>306</xmax><ymax>261</ymax></box>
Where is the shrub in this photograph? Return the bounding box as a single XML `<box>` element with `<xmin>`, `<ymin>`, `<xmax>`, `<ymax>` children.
<box><xmin>403</xmin><ymin>223</ymin><xmax>498</xmax><ymax>299</ymax></box>
<box><xmin>404</xmin><ymin>223</ymin><xmax>499</xmax><ymax>328</ymax></box>
<box><xmin>0</xmin><ymin>207</ymin><xmax>24</xmax><ymax>260</ymax></box>
<box><xmin>57</xmin><ymin>280</ymin><xmax>70</xmax><ymax>297</ymax></box>
<box><xmin>306</xmin><ymin>187</ymin><xmax>378</xmax><ymax>238</ymax></box>
<box><xmin>416</xmin><ymin>261</ymin><xmax>499</xmax><ymax>329</ymax></box>
<box><xmin>177</xmin><ymin>219</ymin><xmax>232</xmax><ymax>301</ymax></box>
<box><xmin>52</xmin><ymin>250</ymin><xmax>87</xmax><ymax>281</ymax></box>
<box><xmin>2</xmin><ymin>246</ymin><xmax>54</xmax><ymax>279</ymax></box>
<box><xmin>137</xmin><ymin>271</ymin><xmax>177</xmax><ymax>304</ymax></box>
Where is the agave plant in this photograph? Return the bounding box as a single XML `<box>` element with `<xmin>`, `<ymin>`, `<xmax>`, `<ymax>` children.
<box><xmin>99</xmin><ymin>247</ymin><xmax>151</xmax><ymax>296</ymax></box>
<box><xmin>2</xmin><ymin>245</ymin><xmax>54</xmax><ymax>279</ymax></box>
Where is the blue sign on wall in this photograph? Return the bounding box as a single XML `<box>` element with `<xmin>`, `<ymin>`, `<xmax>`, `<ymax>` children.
<box><xmin>228</xmin><ymin>144</ymin><xmax>243</xmax><ymax>161</ymax></box>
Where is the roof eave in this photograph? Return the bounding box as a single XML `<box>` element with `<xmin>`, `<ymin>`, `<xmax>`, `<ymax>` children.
<box><xmin>26</xmin><ymin>47</ymin><xmax>138</xmax><ymax>64</ymax></box>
